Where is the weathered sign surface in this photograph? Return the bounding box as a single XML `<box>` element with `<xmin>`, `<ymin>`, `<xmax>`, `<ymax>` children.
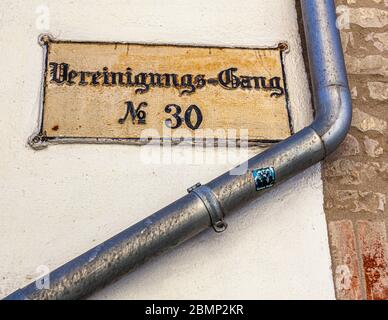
<box><xmin>30</xmin><ymin>36</ymin><xmax>292</xmax><ymax>148</ymax></box>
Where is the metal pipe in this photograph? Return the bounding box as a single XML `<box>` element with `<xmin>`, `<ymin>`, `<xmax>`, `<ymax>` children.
<box><xmin>4</xmin><ymin>0</ymin><xmax>352</xmax><ymax>300</ymax></box>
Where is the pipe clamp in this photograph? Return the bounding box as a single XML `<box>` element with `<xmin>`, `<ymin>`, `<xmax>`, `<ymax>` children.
<box><xmin>188</xmin><ymin>183</ymin><xmax>227</xmax><ymax>233</ymax></box>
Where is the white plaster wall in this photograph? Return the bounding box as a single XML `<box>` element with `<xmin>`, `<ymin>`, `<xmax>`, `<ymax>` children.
<box><xmin>0</xmin><ymin>0</ymin><xmax>335</xmax><ymax>299</ymax></box>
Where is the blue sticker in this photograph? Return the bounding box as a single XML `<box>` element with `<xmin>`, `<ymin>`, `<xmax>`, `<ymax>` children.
<box><xmin>252</xmin><ymin>167</ymin><xmax>276</xmax><ymax>191</ymax></box>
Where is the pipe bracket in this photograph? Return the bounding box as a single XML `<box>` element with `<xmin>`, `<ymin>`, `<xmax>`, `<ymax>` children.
<box><xmin>188</xmin><ymin>183</ymin><xmax>227</xmax><ymax>233</ymax></box>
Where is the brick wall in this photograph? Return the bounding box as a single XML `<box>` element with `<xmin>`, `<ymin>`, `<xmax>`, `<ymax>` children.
<box><xmin>324</xmin><ymin>0</ymin><xmax>388</xmax><ymax>300</ymax></box>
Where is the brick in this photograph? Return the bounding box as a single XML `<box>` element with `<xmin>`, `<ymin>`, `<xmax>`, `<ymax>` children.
<box><xmin>365</xmin><ymin>32</ymin><xmax>388</xmax><ymax>52</ymax></box>
<box><xmin>364</xmin><ymin>136</ymin><xmax>384</xmax><ymax>158</ymax></box>
<box><xmin>330</xmin><ymin>134</ymin><xmax>360</xmax><ymax>159</ymax></box>
<box><xmin>329</xmin><ymin>220</ymin><xmax>362</xmax><ymax>299</ymax></box>
<box><xmin>346</xmin><ymin>0</ymin><xmax>388</xmax><ymax>6</ymax></box>
<box><xmin>367</xmin><ymin>82</ymin><xmax>388</xmax><ymax>101</ymax></box>
<box><xmin>345</xmin><ymin>55</ymin><xmax>388</xmax><ymax>77</ymax></box>
<box><xmin>357</xmin><ymin>221</ymin><xmax>388</xmax><ymax>300</ymax></box>
<box><xmin>352</xmin><ymin>108</ymin><xmax>387</xmax><ymax>134</ymax></box>
<box><xmin>335</xmin><ymin>190</ymin><xmax>386</xmax><ymax>213</ymax></box>
<box><xmin>348</xmin><ymin>7</ymin><xmax>388</xmax><ymax>28</ymax></box>
<box><xmin>324</xmin><ymin>159</ymin><xmax>381</xmax><ymax>185</ymax></box>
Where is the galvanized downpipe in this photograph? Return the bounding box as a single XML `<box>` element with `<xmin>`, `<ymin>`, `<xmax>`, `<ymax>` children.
<box><xmin>5</xmin><ymin>0</ymin><xmax>352</xmax><ymax>300</ymax></box>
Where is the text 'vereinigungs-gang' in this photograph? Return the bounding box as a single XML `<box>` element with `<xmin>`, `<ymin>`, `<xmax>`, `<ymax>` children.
<box><xmin>49</xmin><ymin>62</ymin><xmax>285</xmax><ymax>97</ymax></box>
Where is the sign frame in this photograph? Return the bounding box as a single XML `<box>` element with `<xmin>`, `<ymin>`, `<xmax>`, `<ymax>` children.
<box><xmin>29</xmin><ymin>34</ymin><xmax>293</xmax><ymax>150</ymax></box>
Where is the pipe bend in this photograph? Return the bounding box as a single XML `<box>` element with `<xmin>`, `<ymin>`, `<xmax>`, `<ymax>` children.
<box><xmin>310</xmin><ymin>84</ymin><xmax>352</xmax><ymax>156</ymax></box>
<box><xmin>301</xmin><ymin>0</ymin><xmax>353</xmax><ymax>157</ymax></box>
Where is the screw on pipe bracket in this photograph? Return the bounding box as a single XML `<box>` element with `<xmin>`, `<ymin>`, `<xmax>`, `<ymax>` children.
<box><xmin>187</xmin><ymin>183</ymin><xmax>227</xmax><ymax>233</ymax></box>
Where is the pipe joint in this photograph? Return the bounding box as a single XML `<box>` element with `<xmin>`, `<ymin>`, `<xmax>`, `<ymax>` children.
<box><xmin>311</xmin><ymin>84</ymin><xmax>352</xmax><ymax>155</ymax></box>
